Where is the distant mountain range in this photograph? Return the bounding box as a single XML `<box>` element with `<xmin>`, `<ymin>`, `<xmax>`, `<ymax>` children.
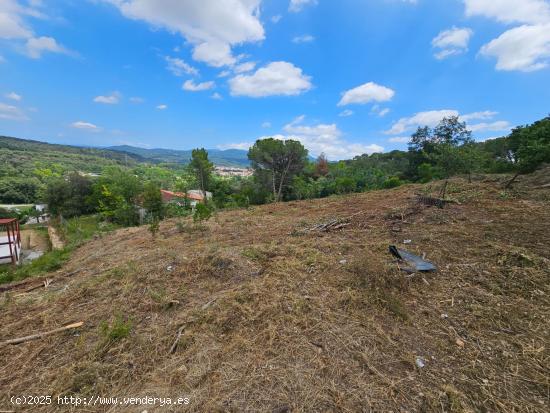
<box><xmin>107</xmin><ymin>145</ymin><xmax>250</xmax><ymax>167</ymax></box>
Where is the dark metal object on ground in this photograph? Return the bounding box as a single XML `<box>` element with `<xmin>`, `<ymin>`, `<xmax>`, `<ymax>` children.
<box><xmin>389</xmin><ymin>245</ymin><xmax>437</xmax><ymax>272</ymax></box>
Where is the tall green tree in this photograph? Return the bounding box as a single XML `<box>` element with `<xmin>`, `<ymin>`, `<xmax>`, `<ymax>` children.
<box><xmin>189</xmin><ymin>148</ymin><xmax>213</xmax><ymax>202</ymax></box>
<box><xmin>142</xmin><ymin>182</ymin><xmax>164</xmax><ymax>220</ymax></box>
<box><xmin>248</xmin><ymin>138</ymin><xmax>308</xmax><ymax>202</ymax></box>
<box><xmin>505</xmin><ymin>115</ymin><xmax>550</xmax><ymax>186</ymax></box>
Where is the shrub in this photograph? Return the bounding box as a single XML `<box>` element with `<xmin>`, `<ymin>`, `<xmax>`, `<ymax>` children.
<box><xmin>193</xmin><ymin>203</ymin><xmax>212</xmax><ymax>223</ymax></box>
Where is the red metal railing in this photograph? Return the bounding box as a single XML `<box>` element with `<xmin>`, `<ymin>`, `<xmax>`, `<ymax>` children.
<box><xmin>0</xmin><ymin>218</ymin><xmax>21</xmax><ymax>265</ymax></box>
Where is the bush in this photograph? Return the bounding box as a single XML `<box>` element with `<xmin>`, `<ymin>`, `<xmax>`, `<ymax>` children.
<box><xmin>193</xmin><ymin>203</ymin><xmax>213</xmax><ymax>223</ymax></box>
<box><xmin>383</xmin><ymin>176</ymin><xmax>402</xmax><ymax>189</ymax></box>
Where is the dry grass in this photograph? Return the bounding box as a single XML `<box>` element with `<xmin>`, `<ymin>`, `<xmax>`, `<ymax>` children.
<box><xmin>0</xmin><ymin>176</ymin><xmax>549</xmax><ymax>412</ymax></box>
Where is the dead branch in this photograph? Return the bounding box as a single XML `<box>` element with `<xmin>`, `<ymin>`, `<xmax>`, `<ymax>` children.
<box><xmin>0</xmin><ymin>322</ymin><xmax>84</xmax><ymax>347</ymax></box>
<box><xmin>169</xmin><ymin>326</ymin><xmax>185</xmax><ymax>354</ymax></box>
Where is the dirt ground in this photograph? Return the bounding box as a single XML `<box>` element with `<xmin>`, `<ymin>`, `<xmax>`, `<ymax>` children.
<box><xmin>0</xmin><ymin>176</ymin><xmax>549</xmax><ymax>412</ymax></box>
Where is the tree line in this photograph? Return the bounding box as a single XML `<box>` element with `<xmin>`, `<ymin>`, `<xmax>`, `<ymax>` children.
<box><xmin>2</xmin><ymin>115</ymin><xmax>548</xmax><ymax>226</ymax></box>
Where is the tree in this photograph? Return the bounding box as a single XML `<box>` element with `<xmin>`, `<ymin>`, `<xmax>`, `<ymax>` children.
<box><xmin>315</xmin><ymin>153</ymin><xmax>329</xmax><ymax>177</ymax></box>
<box><xmin>408</xmin><ymin>116</ymin><xmax>478</xmax><ymax>180</ymax></box>
<box><xmin>45</xmin><ymin>173</ymin><xmax>94</xmax><ymax>218</ymax></box>
<box><xmin>248</xmin><ymin>138</ymin><xmax>308</xmax><ymax>202</ymax></box>
<box><xmin>505</xmin><ymin>115</ymin><xmax>550</xmax><ymax>187</ymax></box>
<box><xmin>142</xmin><ymin>182</ymin><xmax>164</xmax><ymax>220</ymax></box>
<box><xmin>189</xmin><ymin>148</ymin><xmax>213</xmax><ymax>202</ymax></box>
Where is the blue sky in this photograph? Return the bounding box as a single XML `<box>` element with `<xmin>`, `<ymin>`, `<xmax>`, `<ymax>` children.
<box><xmin>1</xmin><ymin>0</ymin><xmax>549</xmax><ymax>160</ymax></box>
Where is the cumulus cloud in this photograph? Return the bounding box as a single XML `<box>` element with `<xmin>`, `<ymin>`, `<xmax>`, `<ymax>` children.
<box><xmin>0</xmin><ymin>2</ymin><xmax>71</xmax><ymax>59</ymax></box>
<box><xmin>5</xmin><ymin>92</ymin><xmax>22</xmax><ymax>101</ymax></box>
<box><xmin>262</xmin><ymin>121</ymin><xmax>272</xmax><ymax>128</ymax></box>
<box><xmin>0</xmin><ymin>102</ymin><xmax>28</xmax><ymax>120</ymax></box>
<box><xmin>104</xmin><ymin>0</ymin><xmax>264</xmax><ymax>67</ymax></box>
<box><xmin>233</xmin><ymin>61</ymin><xmax>256</xmax><ymax>73</ymax></box>
<box><xmin>480</xmin><ymin>24</ymin><xmax>550</xmax><ymax>71</ymax></box>
<box><xmin>432</xmin><ymin>26</ymin><xmax>473</xmax><ymax>59</ymax></box>
<box><xmin>229</xmin><ymin>61</ymin><xmax>312</xmax><ymax>97</ymax></box>
<box><xmin>338</xmin><ymin>82</ymin><xmax>395</xmax><ymax>106</ymax></box>
<box><xmin>25</xmin><ymin>36</ymin><xmax>70</xmax><ymax>58</ymax></box>
<box><xmin>221</xmin><ymin>116</ymin><xmax>384</xmax><ymax>159</ymax></box>
<box><xmin>292</xmin><ymin>34</ymin><xmax>315</xmax><ymax>43</ymax></box>
<box><xmin>271</xmin><ymin>15</ymin><xmax>282</xmax><ymax>23</ymax></box>
<box><xmin>129</xmin><ymin>97</ymin><xmax>144</xmax><ymax>103</ymax></box>
<box><xmin>463</xmin><ymin>1</ymin><xmax>550</xmax><ymax>71</ymax></box>
<box><xmin>289</xmin><ymin>0</ymin><xmax>318</xmax><ymax>13</ymax></box>
<box><xmin>93</xmin><ymin>91</ymin><xmax>121</xmax><ymax>104</ymax></box>
<box><xmin>463</xmin><ymin>0</ymin><xmax>550</xmax><ymax>25</ymax></box>
<box><xmin>71</xmin><ymin>121</ymin><xmax>101</xmax><ymax>131</ymax></box>
<box><xmin>156</xmin><ymin>104</ymin><xmax>168</xmax><ymax>110</ymax></box>
<box><xmin>385</xmin><ymin>109</ymin><xmax>510</xmax><ymax>135</ymax></box>
<box><xmin>468</xmin><ymin>120</ymin><xmax>511</xmax><ymax>132</ymax></box>
<box><xmin>182</xmin><ymin>79</ymin><xmax>215</xmax><ymax>91</ymax></box>
<box><xmin>282</xmin><ymin>115</ymin><xmax>384</xmax><ymax>160</ymax></box>
<box><xmin>211</xmin><ymin>92</ymin><xmax>223</xmax><ymax>100</ymax></box>
<box><xmin>165</xmin><ymin>56</ymin><xmax>198</xmax><ymax>76</ymax></box>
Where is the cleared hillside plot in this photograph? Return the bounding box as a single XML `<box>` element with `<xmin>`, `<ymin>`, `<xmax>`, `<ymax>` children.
<box><xmin>0</xmin><ymin>176</ymin><xmax>549</xmax><ymax>412</ymax></box>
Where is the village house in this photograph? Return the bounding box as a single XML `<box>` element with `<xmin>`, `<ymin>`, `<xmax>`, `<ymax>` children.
<box><xmin>160</xmin><ymin>189</ymin><xmax>212</xmax><ymax>208</ymax></box>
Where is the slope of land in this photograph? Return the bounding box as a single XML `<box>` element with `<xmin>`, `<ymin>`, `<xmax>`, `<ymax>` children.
<box><xmin>0</xmin><ymin>176</ymin><xmax>549</xmax><ymax>412</ymax></box>
<box><xmin>107</xmin><ymin>145</ymin><xmax>250</xmax><ymax>168</ymax></box>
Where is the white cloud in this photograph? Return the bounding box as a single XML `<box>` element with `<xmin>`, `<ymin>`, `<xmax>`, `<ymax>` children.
<box><xmin>130</xmin><ymin>96</ymin><xmax>144</xmax><ymax>103</ymax></box>
<box><xmin>271</xmin><ymin>15</ymin><xmax>282</xmax><ymax>23</ymax></box>
<box><xmin>93</xmin><ymin>91</ymin><xmax>121</xmax><ymax>104</ymax></box>
<box><xmin>463</xmin><ymin>0</ymin><xmax>550</xmax><ymax>25</ymax></box>
<box><xmin>217</xmin><ymin>142</ymin><xmax>252</xmax><ymax>150</ymax></box>
<box><xmin>385</xmin><ymin>109</ymin><xmax>510</xmax><ymax>135</ymax></box>
<box><xmin>282</xmin><ymin>115</ymin><xmax>384</xmax><ymax>160</ymax></box>
<box><xmin>233</xmin><ymin>61</ymin><xmax>256</xmax><ymax>73</ymax></box>
<box><xmin>371</xmin><ymin>105</ymin><xmax>390</xmax><ymax>117</ymax></box>
<box><xmin>338</xmin><ymin>82</ymin><xmax>395</xmax><ymax>106</ymax></box>
<box><xmin>211</xmin><ymin>92</ymin><xmax>223</xmax><ymax>100</ymax></box>
<box><xmin>105</xmin><ymin>0</ymin><xmax>264</xmax><ymax>67</ymax></box>
<box><xmin>385</xmin><ymin>109</ymin><xmax>460</xmax><ymax>134</ymax></box>
<box><xmin>388</xmin><ymin>136</ymin><xmax>410</xmax><ymax>143</ymax></box>
<box><xmin>463</xmin><ymin>1</ymin><xmax>550</xmax><ymax>72</ymax></box>
<box><xmin>71</xmin><ymin>121</ymin><xmax>101</xmax><ymax>131</ymax></box>
<box><xmin>432</xmin><ymin>27</ymin><xmax>473</xmax><ymax>59</ymax></box>
<box><xmin>25</xmin><ymin>36</ymin><xmax>69</xmax><ymax>59</ymax></box>
<box><xmin>156</xmin><ymin>104</ymin><xmax>168</xmax><ymax>110</ymax></box>
<box><xmin>165</xmin><ymin>56</ymin><xmax>198</xmax><ymax>76</ymax></box>
<box><xmin>192</xmin><ymin>40</ymin><xmax>236</xmax><ymax>67</ymax></box>
<box><xmin>378</xmin><ymin>108</ymin><xmax>391</xmax><ymax>117</ymax></box>
<box><xmin>292</xmin><ymin>34</ymin><xmax>315</xmax><ymax>43</ymax></box>
<box><xmin>479</xmin><ymin>24</ymin><xmax>550</xmax><ymax>71</ymax></box>
<box><xmin>0</xmin><ymin>1</ymin><xmax>69</xmax><ymax>59</ymax></box>
<box><xmin>339</xmin><ymin>109</ymin><xmax>354</xmax><ymax>117</ymax></box>
<box><xmin>182</xmin><ymin>79</ymin><xmax>215</xmax><ymax>91</ymax></box>
<box><xmin>0</xmin><ymin>102</ymin><xmax>28</xmax><ymax>120</ymax></box>
<box><xmin>0</xmin><ymin>0</ymin><xmax>32</xmax><ymax>39</ymax></box>
<box><xmin>468</xmin><ymin>120</ymin><xmax>511</xmax><ymax>132</ymax></box>
<box><xmin>229</xmin><ymin>61</ymin><xmax>312</xmax><ymax>97</ymax></box>
<box><xmin>461</xmin><ymin>110</ymin><xmax>498</xmax><ymax>121</ymax></box>
<box><xmin>261</xmin><ymin>121</ymin><xmax>272</xmax><ymax>128</ymax></box>
<box><xmin>289</xmin><ymin>0</ymin><xmax>318</xmax><ymax>13</ymax></box>
<box><xmin>5</xmin><ymin>92</ymin><xmax>22</xmax><ymax>101</ymax></box>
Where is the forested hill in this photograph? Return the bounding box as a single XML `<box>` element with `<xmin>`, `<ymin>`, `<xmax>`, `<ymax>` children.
<box><xmin>0</xmin><ymin>136</ymin><xmax>146</xmax><ymax>163</ymax></box>
<box><xmin>107</xmin><ymin>145</ymin><xmax>250</xmax><ymax>167</ymax></box>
